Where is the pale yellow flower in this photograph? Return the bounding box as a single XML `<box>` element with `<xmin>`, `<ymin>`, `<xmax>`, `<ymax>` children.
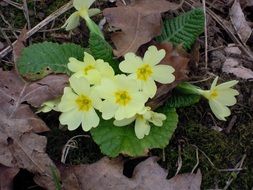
<box><xmin>114</xmin><ymin>107</ymin><xmax>166</xmax><ymax>139</ymax></box>
<box><xmin>197</xmin><ymin>77</ymin><xmax>239</xmax><ymax>121</ymax></box>
<box><xmin>36</xmin><ymin>98</ymin><xmax>60</xmax><ymax>113</ymax></box>
<box><xmin>95</xmin><ymin>75</ymin><xmax>147</xmax><ymax>120</ymax></box>
<box><xmin>119</xmin><ymin>46</ymin><xmax>175</xmax><ymax>98</ymax></box>
<box><xmin>58</xmin><ymin>76</ymin><xmax>102</xmax><ymax>131</ymax></box>
<box><xmin>62</xmin><ymin>0</ymin><xmax>100</xmax><ymax>31</ymax></box>
<box><xmin>68</xmin><ymin>52</ymin><xmax>114</xmax><ymax>85</ymax></box>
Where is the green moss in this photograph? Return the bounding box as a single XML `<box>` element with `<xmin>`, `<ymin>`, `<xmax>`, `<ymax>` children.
<box><xmin>158</xmin><ymin>117</ymin><xmax>253</xmax><ymax>189</ymax></box>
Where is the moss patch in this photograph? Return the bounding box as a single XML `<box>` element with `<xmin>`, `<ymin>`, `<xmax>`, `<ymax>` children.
<box><xmin>155</xmin><ymin>115</ymin><xmax>253</xmax><ymax>189</ymax></box>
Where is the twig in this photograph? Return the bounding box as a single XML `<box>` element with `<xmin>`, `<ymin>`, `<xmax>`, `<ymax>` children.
<box><xmin>22</xmin><ymin>0</ymin><xmax>31</xmax><ymax>31</ymax></box>
<box><xmin>185</xmin><ymin>0</ymin><xmax>253</xmax><ymax>59</ymax></box>
<box><xmin>0</xmin><ymin>11</ymin><xmax>18</xmax><ymax>38</ymax></box>
<box><xmin>3</xmin><ymin>0</ymin><xmax>23</xmax><ymax>10</ymax></box>
<box><xmin>0</xmin><ymin>0</ymin><xmax>73</xmax><ymax>58</ymax></box>
<box><xmin>202</xmin><ymin>0</ymin><xmax>208</xmax><ymax>68</ymax></box>
<box><xmin>223</xmin><ymin>154</ymin><xmax>247</xmax><ymax>190</ymax></box>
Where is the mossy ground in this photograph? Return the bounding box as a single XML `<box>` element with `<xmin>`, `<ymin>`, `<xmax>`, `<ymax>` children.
<box><xmin>1</xmin><ymin>0</ymin><xmax>253</xmax><ymax>189</ymax></box>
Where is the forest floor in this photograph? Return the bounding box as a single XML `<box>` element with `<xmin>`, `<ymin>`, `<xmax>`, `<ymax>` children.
<box><xmin>0</xmin><ymin>0</ymin><xmax>253</xmax><ymax>189</ymax></box>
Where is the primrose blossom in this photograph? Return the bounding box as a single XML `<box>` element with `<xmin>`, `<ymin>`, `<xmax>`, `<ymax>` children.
<box><xmin>68</xmin><ymin>52</ymin><xmax>114</xmax><ymax>85</ymax></box>
<box><xmin>58</xmin><ymin>76</ymin><xmax>102</xmax><ymax>131</ymax></box>
<box><xmin>62</xmin><ymin>0</ymin><xmax>103</xmax><ymax>38</ymax></box>
<box><xmin>119</xmin><ymin>46</ymin><xmax>175</xmax><ymax>98</ymax></box>
<box><xmin>36</xmin><ymin>98</ymin><xmax>60</xmax><ymax>113</ymax></box>
<box><xmin>96</xmin><ymin>74</ymin><xmax>147</xmax><ymax>121</ymax></box>
<box><xmin>197</xmin><ymin>77</ymin><xmax>239</xmax><ymax>121</ymax></box>
<box><xmin>114</xmin><ymin>107</ymin><xmax>166</xmax><ymax>139</ymax></box>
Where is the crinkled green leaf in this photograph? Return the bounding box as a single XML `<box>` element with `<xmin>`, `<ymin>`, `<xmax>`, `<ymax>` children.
<box><xmin>89</xmin><ymin>33</ymin><xmax>120</xmax><ymax>73</ymax></box>
<box><xmin>156</xmin><ymin>8</ymin><xmax>204</xmax><ymax>49</ymax></box>
<box><xmin>91</xmin><ymin>108</ymin><xmax>178</xmax><ymax>157</ymax></box>
<box><xmin>17</xmin><ymin>42</ymin><xmax>84</xmax><ymax>81</ymax></box>
<box><xmin>166</xmin><ymin>94</ymin><xmax>200</xmax><ymax>108</ymax></box>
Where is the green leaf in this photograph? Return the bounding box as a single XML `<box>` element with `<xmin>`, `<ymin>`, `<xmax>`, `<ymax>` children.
<box><xmin>156</xmin><ymin>8</ymin><xmax>204</xmax><ymax>50</ymax></box>
<box><xmin>17</xmin><ymin>42</ymin><xmax>85</xmax><ymax>81</ymax></box>
<box><xmin>91</xmin><ymin>108</ymin><xmax>178</xmax><ymax>157</ymax></box>
<box><xmin>89</xmin><ymin>33</ymin><xmax>120</xmax><ymax>73</ymax></box>
<box><xmin>166</xmin><ymin>94</ymin><xmax>200</xmax><ymax>108</ymax></box>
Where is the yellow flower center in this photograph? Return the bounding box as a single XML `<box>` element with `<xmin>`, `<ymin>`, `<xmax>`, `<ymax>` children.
<box><xmin>76</xmin><ymin>95</ymin><xmax>92</xmax><ymax>111</ymax></box>
<box><xmin>136</xmin><ymin>64</ymin><xmax>153</xmax><ymax>81</ymax></box>
<box><xmin>78</xmin><ymin>8</ymin><xmax>88</xmax><ymax>18</ymax></box>
<box><xmin>210</xmin><ymin>90</ymin><xmax>218</xmax><ymax>99</ymax></box>
<box><xmin>84</xmin><ymin>64</ymin><xmax>95</xmax><ymax>75</ymax></box>
<box><xmin>115</xmin><ymin>90</ymin><xmax>131</xmax><ymax>106</ymax></box>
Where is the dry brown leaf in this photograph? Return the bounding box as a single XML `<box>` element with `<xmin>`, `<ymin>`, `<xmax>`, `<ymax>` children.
<box><xmin>222</xmin><ymin>58</ymin><xmax>253</xmax><ymax>79</ymax></box>
<box><xmin>0</xmin><ymin>165</ymin><xmax>19</xmax><ymax>190</ymax></box>
<box><xmin>0</xmin><ymin>69</ymin><xmax>68</xmax><ymax>189</ymax></box>
<box><xmin>230</xmin><ymin>0</ymin><xmax>252</xmax><ymax>43</ymax></box>
<box><xmin>60</xmin><ymin>157</ymin><xmax>202</xmax><ymax>190</ymax></box>
<box><xmin>103</xmin><ymin>0</ymin><xmax>181</xmax><ymax>57</ymax></box>
<box><xmin>13</xmin><ymin>27</ymin><xmax>28</xmax><ymax>64</ymax></box>
<box><xmin>147</xmin><ymin>43</ymin><xmax>190</xmax><ymax>109</ymax></box>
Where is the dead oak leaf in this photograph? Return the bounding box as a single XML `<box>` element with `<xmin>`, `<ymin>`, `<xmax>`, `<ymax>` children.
<box><xmin>0</xmin><ymin>165</ymin><xmax>19</xmax><ymax>190</ymax></box>
<box><xmin>230</xmin><ymin>0</ymin><xmax>252</xmax><ymax>43</ymax></box>
<box><xmin>60</xmin><ymin>157</ymin><xmax>202</xmax><ymax>190</ymax></box>
<box><xmin>147</xmin><ymin>43</ymin><xmax>190</xmax><ymax>109</ymax></box>
<box><xmin>103</xmin><ymin>0</ymin><xmax>181</xmax><ymax>57</ymax></box>
<box><xmin>0</xmin><ymin>69</ymin><xmax>68</xmax><ymax>188</ymax></box>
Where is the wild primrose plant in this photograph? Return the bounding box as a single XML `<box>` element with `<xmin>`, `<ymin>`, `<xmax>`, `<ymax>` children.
<box><xmin>18</xmin><ymin>0</ymin><xmax>239</xmax><ymax>157</ymax></box>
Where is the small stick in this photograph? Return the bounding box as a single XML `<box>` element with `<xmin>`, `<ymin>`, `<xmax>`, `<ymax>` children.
<box><xmin>223</xmin><ymin>154</ymin><xmax>247</xmax><ymax>190</ymax></box>
<box><xmin>3</xmin><ymin>0</ymin><xmax>23</xmax><ymax>10</ymax></box>
<box><xmin>0</xmin><ymin>0</ymin><xmax>73</xmax><ymax>58</ymax></box>
<box><xmin>202</xmin><ymin>0</ymin><xmax>208</xmax><ymax>68</ymax></box>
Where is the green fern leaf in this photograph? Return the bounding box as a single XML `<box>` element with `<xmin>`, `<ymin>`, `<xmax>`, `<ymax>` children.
<box><xmin>166</xmin><ymin>94</ymin><xmax>200</xmax><ymax>108</ymax></box>
<box><xmin>89</xmin><ymin>33</ymin><xmax>120</xmax><ymax>73</ymax></box>
<box><xmin>156</xmin><ymin>8</ymin><xmax>204</xmax><ymax>49</ymax></box>
<box><xmin>17</xmin><ymin>42</ymin><xmax>84</xmax><ymax>81</ymax></box>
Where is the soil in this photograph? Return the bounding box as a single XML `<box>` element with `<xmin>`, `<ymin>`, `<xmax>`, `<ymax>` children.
<box><xmin>0</xmin><ymin>0</ymin><xmax>253</xmax><ymax>189</ymax></box>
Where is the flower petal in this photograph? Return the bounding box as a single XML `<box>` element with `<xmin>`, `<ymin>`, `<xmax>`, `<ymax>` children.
<box><xmin>58</xmin><ymin>87</ymin><xmax>78</xmax><ymax>112</ymax></box>
<box><xmin>152</xmin><ymin>65</ymin><xmax>175</xmax><ymax>84</ymax></box>
<box><xmin>68</xmin><ymin>57</ymin><xmax>85</xmax><ymax>72</ymax></box>
<box><xmin>134</xmin><ymin>117</ymin><xmax>150</xmax><ymax>139</ymax></box>
<box><xmin>215</xmin><ymin>89</ymin><xmax>238</xmax><ymax>106</ymax></box>
<box><xmin>119</xmin><ymin>53</ymin><xmax>142</xmax><ymax>73</ymax></box>
<box><xmin>84</xmin><ymin>52</ymin><xmax>96</xmax><ymax>65</ymax></box>
<box><xmin>85</xmin><ymin>69</ymin><xmax>101</xmax><ymax>85</ymax></box>
<box><xmin>88</xmin><ymin>8</ymin><xmax>101</xmax><ymax>17</ymax></box>
<box><xmin>73</xmin><ymin>0</ymin><xmax>94</xmax><ymax>10</ymax></box>
<box><xmin>69</xmin><ymin>76</ymin><xmax>90</xmax><ymax>95</ymax></box>
<box><xmin>113</xmin><ymin>117</ymin><xmax>136</xmax><ymax>127</ymax></box>
<box><xmin>142</xmin><ymin>79</ymin><xmax>157</xmax><ymax>98</ymax></box>
<box><xmin>209</xmin><ymin>99</ymin><xmax>231</xmax><ymax>121</ymax></box>
<box><xmin>81</xmin><ymin>108</ymin><xmax>99</xmax><ymax>131</ymax></box>
<box><xmin>149</xmin><ymin>112</ymin><xmax>166</xmax><ymax>126</ymax></box>
<box><xmin>210</xmin><ymin>77</ymin><xmax>218</xmax><ymax>90</ymax></box>
<box><xmin>62</xmin><ymin>12</ymin><xmax>80</xmax><ymax>31</ymax></box>
<box><xmin>95</xmin><ymin>78</ymin><xmax>117</xmax><ymax>100</ymax></box>
<box><xmin>59</xmin><ymin>108</ymin><xmax>82</xmax><ymax>130</ymax></box>
<box><xmin>100</xmin><ymin>100</ymin><xmax>118</xmax><ymax>120</ymax></box>
<box><xmin>96</xmin><ymin>59</ymin><xmax>114</xmax><ymax>78</ymax></box>
<box><xmin>90</xmin><ymin>88</ymin><xmax>103</xmax><ymax>110</ymax></box>
<box><xmin>143</xmin><ymin>46</ymin><xmax>165</xmax><ymax>66</ymax></box>
<box><xmin>216</xmin><ymin>80</ymin><xmax>238</xmax><ymax>90</ymax></box>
